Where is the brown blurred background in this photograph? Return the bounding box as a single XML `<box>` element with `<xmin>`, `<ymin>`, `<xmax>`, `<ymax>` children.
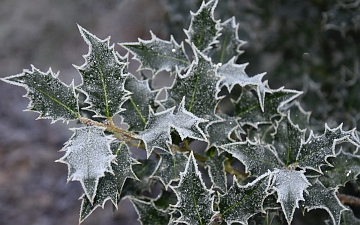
<box><xmin>0</xmin><ymin>0</ymin><xmax>167</xmax><ymax>224</ymax></box>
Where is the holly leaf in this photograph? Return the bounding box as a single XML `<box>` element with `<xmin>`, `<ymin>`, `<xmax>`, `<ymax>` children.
<box><xmin>184</xmin><ymin>0</ymin><xmax>220</xmax><ymax>51</ymax></box>
<box><xmin>121</xmin><ymin>32</ymin><xmax>190</xmax><ymax>75</ymax></box>
<box><xmin>304</xmin><ymin>179</ymin><xmax>347</xmax><ymax>225</ymax></box>
<box><xmin>79</xmin><ymin>141</ymin><xmax>138</xmax><ymax>223</ymax></box>
<box><xmin>130</xmin><ymin>198</ymin><xmax>171</xmax><ymax>225</ymax></box>
<box><xmin>325</xmin><ymin>207</ymin><xmax>360</xmax><ymax>225</ymax></box>
<box><xmin>233</xmin><ymin>86</ymin><xmax>302</xmax><ymax>126</ymax></box>
<box><xmin>154</xmin><ymin>189</ymin><xmax>178</xmax><ymax>211</ymax></box>
<box><xmin>205</xmin><ymin>152</ymin><xmax>227</xmax><ymax>192</ymax></box>
<box><xmin>218</xmin><ymin>172</ymin><xmax>271</xmax><ymax>225</ymax></box>
<box><xmin>247</xmin><ymin>123</ymin><xmax>274</xmax><ymax>145</ymax></box>
<box><xmin>217</xmin><ymin>58</ymin><xmax>265</xmax><ymax>93</ymax></box>
<box><xmin>121</xmin><ymin>159</ymin><xmax>158</xmax><ymax>199</ymax></box>
<box><xmin>138</xmin><ymin>97</ymin><xmax>206</xmax><ymax>156</ymax></box>
<box><xmin>296</xmin><ymin>124</ymin><xmax>360</xmax><ymax>173</ymax></box>
<box><xmin>172</xmin><ymin>152</ymin><xmax>215</xmax><ymax>225</ymax></box>
<box><xmin>270</xmin><ymin>169</ymin><xmax>310</xmax><ymax>225</ymax></box>
<box><xmin>319</xmin><ymin>150</ymin><xmax>360</xmax><ymax>188</ymax></box>
<box><xmin>119</xmin><ymin>74</ymin><xmax>159</xmax><ymax>131</ymax></box>
<box><xmin>151</xmin><ymin>151</ymin><xmax>188</xmax><ymax>188</ymax></box>
<box><xmin>1</xmin><ymin>66</ymin><xmax>79</xmax><ymax>122</ymax></box>
<box><xmin>206</xmin><ymin>115</ymin><xmax>243</xmax><ymax>151</ymax></box>
<box><xmin>221</xmin><ymin>139</ymin><xmax>282</xmax><ymax>176</ymax></box>
<box><xmin>76</xmin><ymin>25</ymin><xmax>130</xmax><ymax>118</ymax></box>
<box><xmin>272</xmin><ymin>113</ymin><xmax>306</xmax><ymax>166</ymax></box>
<box><xmin>206</xmin><ymin>17</ymin><xmax>245</xmax><ymax>64</ymax></box>
<box><xmin>287</xmin><ymin>101</ymin><xmax>311</xmax><ymax>130</ymax></box>
<box><xmin>56</xmin><ymin>126</ymin><xmax>116</xmax><ymax>204</ymax></box>
<box><xmin>250</xmin><ymin>210</ymin><xmax>284</xmax><ymax>225</ymax></box>
<box><xmin>163</xmin><ymin>46</ymin><xmax>221</xmax><ymax>120</ymax></box>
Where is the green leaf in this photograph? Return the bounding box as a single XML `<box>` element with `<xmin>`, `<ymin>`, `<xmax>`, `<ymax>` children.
<box><xmin>185</xmin><ymin>0</ymin><xmax>220</xmax><ymax>51</ymax></box>
<box><xmin>130</xmin><ymin>198</ymin><xmax>171</xmax><ymax>225</ymax></box>
<box><xmin>270</xmin><ymin>169</ymin><xmax>310</xmax><ymax>225</ymax></box>
<box><xmin>272</xmin><ymin>113</ymin><xmax>306</xmax><ymax>166</ymax></box>
<box><xmin>206</xmin><ymin>17</ymin><xmax>245</xmax><ymax>64</ymax></box>
<box><xmin>205</xmin><ymin>152</ymin><xmax>227</xmax><ymax>192</ymax></box>
<box><xmin>250</xmin><ymin>210</ymin><xmax>284</xmax><ymax>225</ymax></box>
<box><xmin>217</xmin><ymin>57</ymin><xmax>265</xmax><ymax>93</ymax></box>
<box><xmin>121</xmin><ymin>159</ymin><xmax>158</xmax><ymax>199</ymax></box>
<box><xmin>205</xmin><ymin>115</ymin><xmax>243</xmax><ymax>151</ymax></box>
<box><xmin>154</xmin><ymin>189</ymin><xmax>178</xmax><ymax>211</ymax></box>
<box><xmin>119</xmin><ymin>74</ymin><xmax>159</xmax><ymax>131</ymax></box>
<box><xmin>221</xmin><ymin>139</ymin><xmax>282</xmax><ymax>176</ymax></box>
<box><xmin>164</xmin><ymin>46</ymin><xmax>221</xmax><ymax>120</ymax></box>
<box><xmin>319</xmin><ymin>150</ymin><xmax>360</xmax><ymax>188</ymax></box>
<box><xmin>218</xmin><ymin>172</ymin><xmax>271</xmax><ymax>225</ymax></box>
<box><xmin>287</xmin><ymin>101</ymin><xmax>311</xmax><ymax>130</ymax></box>
<box><xmin>172</xmin><ymin>152</ymin><xmax>215</xmax><ymax>225</ymax></box>
<box><xmin>122</xmin><ymin>32</ymin><xmax>189</xmax><ymax>75</ymax></box>
<box><xmin>79</xmin><ymin>141</ymin><xmax>138</xmax><ymax>223</ymax></box>
<box><xmin>233</xmin><ymin>86</ymin><xmax>302</xmax><ymax>125</ymax></box>
<box><xmin>296</xmin><ymin>124</ymin><xmax>360</xmax><ymax>173</ymax></box>
<box><xmin>247</xmin><ymin>124</ymin><xmax>274</xmax><ymax>145</ymax></box>
<box><xmin>56</xmin><ymin>126</ymin><xmax>116</xmax><ymax>204</ymax></box>
<box><xmin>304</xmin><ymin>179</ymin><xmax>347</xmax><ymax>225</ymax></box>
<box><xmin>138</xmin><ymin>97</ymin><xmax>206</xmax><ymax>156</ymax></box>
<box><xmin>76</xmin><ymin>25</ymin><xmax>130</xmax><ymax>118</ymax></box>
<box><xmin>1</xmin><ymin>66</ymin><xmax>80</xmax><ymax>122</ymax></box>
<box><xmin>151</xmin><ymin>151</ymin><xmax>188</xmax><ymax>188</ymax></box>
<box><xmin>329</xmin><ymin>208</ymin><xmax>360</xmax><ymax>225</ymax></box>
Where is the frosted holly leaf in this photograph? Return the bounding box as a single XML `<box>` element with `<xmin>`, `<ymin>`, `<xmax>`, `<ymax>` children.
<box><xmin>217</xmin><ymin>57</ymin><xmax>266</xmax><ymax>93</ymax></box>
<box><xmin>218</xmin><ymin>172</ymin><xmax>271</xmax><ymax>225</ymax></box>
<box><xmin>151</xmin><ymin>151</ymin><xmax>188</xmax><ymax>188</ymax></box>
<box><xmin>119</xmin><ymin>74</ymin><xmax>159</xmax><ymax>131</ymax></box>
<box><xmin>184</xmin><ymin>0</ymin><xmax>221</xmax><ymax>51</ymax></box>
<box><xmin>121</xmin><ymin>32</ymin><xmax>190</xmax><ymax>75</ymax></box>
<box><xmin>138</xmin><ymin>98</ymin><xmax>206</xmax><ymax>156</ymax></box>
<box><xmin>221</xmin><ymin>139</ymin><xmax>282</xmax><ymax>176</ymax></box>
<box><xmin>79</xmin><ymin>141</ymin><xmax>138</xmax><ymax>223</ymax></box>
<box><xmin>205</xmin><ymin>152</ymin><xmax>227</xmax><ymax>192</ymax></box>
<box><xmin>163</xmin><ymin>46</ymin><xmax>222</xmax><ymax>120</ymax></box>
<box><xmin>172</xmin><ymin>152</ymin><xmax>215</xmax><ymax>225</ymax></box>
<box><xmin>1</xmin><ymin>66</ymin><xmax>80</xmax><ymax>122</ymax></box>
<box><xmin>270</xmin><ymin>169</ymin><xmax>310</xmax><ymax>225</ymax></box>
<box><xmin>76</xmin><ymin>25</ymin><xmax>130</xmax><ymax>118</ymax></box>
<box><xmin>206</xmin><ymin>115</ymin><xmax>243</xmax><ymax>152</ymax></box>
<box><xmin>319</xmin><ymin>150</ymin><xmax>360</xmax><ymax>188</ymax></box>
<box><xmin>130</xmin><ymin>198</ymin><xmax>171</xmax><ymax>225</ymax></box>
<box><xmin>304</xmin><ymin>179</ymin><xmax>347</xmax><ymax>225</ymax></box>
<box><xmin>272</xmin><ymin>113</ymin><xmax>306</xmax><ymax>166</ymax></box>
<box><xmin>56</xmin><ymin>126</ymin><xmax>116</xmax><ymax>203</ymax></box>
<box><xmin>206</xmin><ymin>17</ymin><xmax>245</xmax><ymax>64</ymax></box>
<box><xmin>233</xmin><ymin>86</ymin><xmax>302</xmax><ymax>126</ymax></box>
<box><xmin>296</xmin><ymin>124</ymin><xmax>360</xmax><ymax>173</ymax></box>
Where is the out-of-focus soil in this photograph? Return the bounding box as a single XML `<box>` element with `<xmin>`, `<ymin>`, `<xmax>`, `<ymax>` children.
<box><xmin>0</xmin><ymin>0</ymin><xmax>166</xmax><ymax>224</ymax></box>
